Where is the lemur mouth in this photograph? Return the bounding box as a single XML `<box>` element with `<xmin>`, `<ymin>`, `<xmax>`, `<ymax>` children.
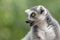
<box><xmin>25</xmin><ymin>20</ymin><xmax>34</xmax><ymax>26</ymax></box>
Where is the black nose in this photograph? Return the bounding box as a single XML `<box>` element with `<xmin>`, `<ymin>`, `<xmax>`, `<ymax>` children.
<box><xmin>25</xmin><ymin>20</ymin><xmax>30</xmax><ymax>23</ymax></box>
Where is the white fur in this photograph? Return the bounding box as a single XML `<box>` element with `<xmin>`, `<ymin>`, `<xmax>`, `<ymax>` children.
<box><xmin>25</xmin><ymin>9</ymin><xmax>32</xmax><ymax>15</ymax></box>
<box><xmin>22</xmin><ymin>5</ymin><xmax>60</xmax><ymax>40</ymax></box>
<box><xmin>21</xmin><ymin>25</ymin><xmax>56</xmax><ymax>40</ymax></box>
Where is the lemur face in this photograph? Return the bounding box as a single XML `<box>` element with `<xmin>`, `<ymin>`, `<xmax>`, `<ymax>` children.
<box><xmin>25</xmin><ymin>5</ymin><xmax>48</xmax><ymax>26</ymax></box>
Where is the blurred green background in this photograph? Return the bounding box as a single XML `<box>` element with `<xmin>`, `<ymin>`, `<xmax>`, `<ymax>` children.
<box><xmin>0</xmin><ymin>0</ymin><xmax>60</xmax><ymax>40</ymax></box>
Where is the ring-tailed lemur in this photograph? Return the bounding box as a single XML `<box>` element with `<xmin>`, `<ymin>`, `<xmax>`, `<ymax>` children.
<box><xmin>21</xmin><ymin>5</ymin><xmax>60</xmax><ymax>40</ymax></box>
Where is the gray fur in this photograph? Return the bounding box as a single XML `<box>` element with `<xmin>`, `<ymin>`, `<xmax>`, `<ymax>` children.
<box><xmin>22</xmin><ymin>5</ymin><xmax>60</xmax><ymax>40</ymax></box>
<box><xmin>46</xmin><ymin>13</ymin><xmax>60</xmax><ymax>40</ymax></box>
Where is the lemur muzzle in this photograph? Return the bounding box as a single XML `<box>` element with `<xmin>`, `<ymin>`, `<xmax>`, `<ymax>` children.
<box><xmin>25</xmin><ymin>20</ymin><xmax>34</xmax><ymax>26</ymax></box>
<box><xmin>25</xmin><ymin>20</ymin><xmax>31</xmax><ymax>23</ymax></box>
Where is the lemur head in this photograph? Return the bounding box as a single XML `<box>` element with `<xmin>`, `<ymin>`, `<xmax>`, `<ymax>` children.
<box><xmin>25</xmin><ymin>5</ymin><xmax>48</xmax><ymax>26</ymax></box>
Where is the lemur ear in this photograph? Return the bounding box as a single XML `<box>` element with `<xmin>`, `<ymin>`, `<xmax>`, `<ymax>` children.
<box><xmin>40</xmin><ymin>7</ymin><xmax>44</xmax><ymax>14</ymax></box>
<box><xmin>37</xmin><ymin>5</ymin><xmax>44</xmax><ymax>14</ymax></box>
<box><xmin>37</xmin><ymin>5</ymin><xmax>47</xmax><ymax>15</ymax></box>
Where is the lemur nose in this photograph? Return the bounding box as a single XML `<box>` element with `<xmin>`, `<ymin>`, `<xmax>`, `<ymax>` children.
<box><xmin>25</xmin><ymin>20</ymin><xmax>29</xmax><ymax>23</ymax></box>
<box><xmin>25</xmin><ymin>20</ymin><xmax>32</xmax><ymax>23</ymax></box>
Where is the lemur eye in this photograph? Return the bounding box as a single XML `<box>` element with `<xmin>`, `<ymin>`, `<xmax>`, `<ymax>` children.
<box><xmin>31</xmin><ymin>12</ymin><xmax>36</xmax><ymax>17</ymax></box>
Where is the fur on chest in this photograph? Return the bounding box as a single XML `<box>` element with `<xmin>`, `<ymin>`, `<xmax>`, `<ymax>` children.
<box><xmin>32</xmin><ymin>25</ymin><xmax>56</xmax><ymax>40</ymax></box>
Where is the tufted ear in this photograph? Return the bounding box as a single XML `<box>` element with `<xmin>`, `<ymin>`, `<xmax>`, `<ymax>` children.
<box><xmin>40</xmin><ymin>7</ymin><xmax>44</xmax><ymax>14</ymax></box>
<box><xmin>37</xmin><ymin>5</ymin><xmax>48</xmax><ymax>15</ymax></box>
<box><xmin>25</xmin><ymin>9</ymin><xmax>33</xmax><ymax>15</ymax></box>
<box><xmin>25</xmin><ymin>9</ymin><xmax>30</xmax><ymax>13</ymax></box>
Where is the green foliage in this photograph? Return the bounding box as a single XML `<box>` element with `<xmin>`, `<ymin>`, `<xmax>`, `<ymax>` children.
<box><xmin>0</xmin><ymin>0</ymin><xmax>60</xmax><ymax>40</ymax></box>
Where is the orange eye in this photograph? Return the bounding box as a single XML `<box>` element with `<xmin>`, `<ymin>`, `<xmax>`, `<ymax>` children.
<box><xmin>31</xmin><ymin>12</ymin><xmax>36</xmax><ymax>17</ymax></box>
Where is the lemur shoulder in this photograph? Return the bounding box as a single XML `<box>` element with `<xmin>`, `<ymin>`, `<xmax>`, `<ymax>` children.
<box><xmin>22</xmin><ymin>5</ymin><xmax>60</xmax><ymax>40</ymax></box>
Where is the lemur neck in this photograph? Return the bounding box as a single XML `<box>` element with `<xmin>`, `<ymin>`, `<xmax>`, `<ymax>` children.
<box><xmin>32</xmin><ymin>20</ymin><xmax>48</xmax><ymax>39</ymax></box>
<box><xmin>35</xmin><ymin>20</ymin><xmax>48</xmax><ymax>31</ymax></box>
